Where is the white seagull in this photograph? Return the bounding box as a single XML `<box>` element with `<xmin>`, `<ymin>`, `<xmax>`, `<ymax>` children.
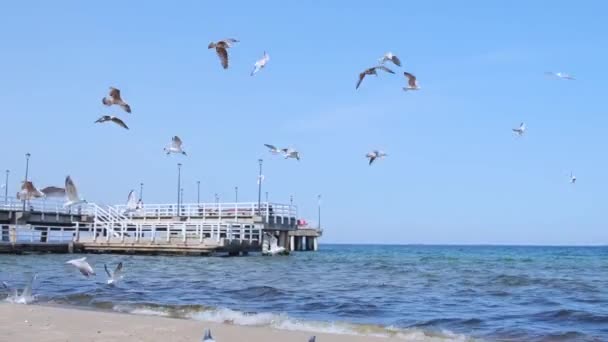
<box><xmin>102</xmin><ymin>87</ymin><xmax>132</xmax><ymax>113</ymax></box>
<box><xmin>281</xmin><ymin>148</ymin><xmax>300</xmax><ymax>161</ymax></box>
<box><xmin>263</xmin><ymin>233</ymin><xmax>286</xmax><ymax>256</ymax></box>
<box><xmin>366</xmin><ymin>150</ymin><xmax>387</xmax><ymax>166</ymax></box>
<box><xmin>378</xmin><ymin>52</ymin><xmax>402</xmax><ymax>67</ymax></box>
<box><xmin>203</xmin><ymin>329</ymin><xmax>215</xmax><ymax>342</ymax></box>
<box><xmin>251</xmin><ymin>51</ymin><xmax>270</xmax><ymax>76</ymax></box>
<box><xmin>66</xmin><ymin>257</ymin><xmax>95</xmax><ymax>278</ymax></box>
<box><xmin>164</xmin><ymin>136</ymin><xmax>187</xmax><ymax>156</ymax></box>
<box><xmin>123</xmin><ymin>190</ymin><xmax>140</xmax><ymax>215</ymax></box>
<box><xmin>512</xmin><ymin>122</ymin><xmax>527</xmax><ymax>137</ymax></box>
<box><xmin>264</xmin><ymin>144</ymin><xmax>282</xmax><ymax>155</ymax></box>
<box><xmin>570</xmin><ymin>172</ymin><xmax>577</xmax><ymax>184</ymax></box>
<box><xmin>3</xmin><ymin>274</ymin><xmax>36</xmax><ymax>304</ymax></box>
<box><xmin>104</xmin><ymin>262</ymin><xmax>124</xmax><ymax>285</ymax></box>
<box><xmin>64</xmin><ymin>176</ymin><xmax>86</xmax><ymax>208</ymax></box>
<box><xmin>545</xmin><ymin>72</ymin><xmax>575</xmax><ymax>80</ymax></box>
<box><xmin>403</xmin><ymin>72</ymin><xmax>420</xmax><ymax>91</ymax></box>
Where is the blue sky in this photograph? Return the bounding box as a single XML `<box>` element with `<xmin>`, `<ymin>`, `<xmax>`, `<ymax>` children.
<box><xmin>1</xmin><ymin>1</ymin><xmax>607</xmax><ymax>244</ymax></box>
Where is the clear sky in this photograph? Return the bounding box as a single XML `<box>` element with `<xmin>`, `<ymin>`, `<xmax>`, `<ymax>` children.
<box><xmin>0</xmin><ymin>1</ymin><xmax>606</xmax><ymax>245</ymax></box>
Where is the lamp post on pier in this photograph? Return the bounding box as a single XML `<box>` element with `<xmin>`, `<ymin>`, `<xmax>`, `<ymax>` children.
<box><xmin>176</xmin><ymin>163</ymin><xmax>182</xmax><ymax>217</ymax></box>
<box><xmin>4</xmin><ymin>169</ymin><xmax>9</xmax><ymax>205</ymax></box>
<box><xmin>139</xmin><ymin>182</ymin><xmax>144</xmax><ymax>202</ymax></box>
<box><xmin>257</xmin><ymin>159</ymin><xmax>263</xmax><ymax>214</ymax></box>
<box><xmin>22</xmin><ymin>153</ymin><xmax>31</xmax><ymax>211</ymax></box>
<box><xmin>234</xmin><ymin>186</ymin><xmax>238</xmax><ymax>203</ymax></box>
<box><xmin>197</xmin><ymin>181</ymin><xmax>201</xmax><ymax>206</ymax></box>
<box><xmin>318</xmin><ymin>194</ymin><xmax>322</xmax><ymax>230</ymax></box>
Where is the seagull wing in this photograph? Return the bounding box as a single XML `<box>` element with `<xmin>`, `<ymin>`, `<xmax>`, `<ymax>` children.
<box><xmin>114</xmin><ymin>262</ymin><xmax>123</xmax><ymax>279</ymax></box>
<box><xmin>126</xmin><ymin>190</ymin><xmax>137</xmax><ymax>209</ymax></box>
<box><xmin>21</xmin><ymin>274</ymin><xmax>36</xmax><ymax>299</ymax></box>
<box><xmin>109</xmin><ymin>87</ymin><xmax>122</xmax><ymax>102</ymax></box>
<box><xmin>356</xmin><ymin>72</ymin><xmax>366</xmax><ymax>89</ymax></box>
<box><xmin>41</xmin><ymin>186</ymin><xmax>66</xmax><ymax>198</ymax></box>
<box><xmin>404</xmin><ymin>72</ymin><xmax>417</xmax><ymax>87</ymax></box>
<box><xmin>391</xmin><ymin>55</ymin><xmax>402</xmax><ymax>67</ymax></box>
<box><xmin>110</xmin><ymin>117</ymin><xmax>129</xmax><ymax>130</ymax></box>
<box><xmin>104</xmin><ymin>264</ymin><xmax>112</xmax><ymax>278</ymax></box>
<box><xmin>376</xmin><ymin>65</ymin><xmax>395</xmax><ymax>74</ymax></box>
<box><xmin>264</xmin><ymin>144</ymin><xmax>277</xmax><ymax>151</ymax></box>
<box><xmin>216</xmin><ymin>46</ymin><xmax>229</xmax><ymax>69</ymax></box>
<box><xmin>172</xmin><ymin>136</ymin><xmax>183</xmax><ymax>149</ymax></box>
<box><xmin>95</xmin><ymin>116</ymin><xmax>111</xmax><ymax>124</ymax></box>
<box><xmin>368</xmin><ymin>155</ymin><xmax>376</xmax><ymax>165</ymax></box>
<box><xmin>65</xmin><ymin>176</ymin><xmax>79</xmax><ymax>202</ymax></box>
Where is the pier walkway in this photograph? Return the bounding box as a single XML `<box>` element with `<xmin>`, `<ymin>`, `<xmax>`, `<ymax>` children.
<box><xmin>0</xmin><ymin>197</ymin><xmax>322</xmax><ymax>255</ymax></box>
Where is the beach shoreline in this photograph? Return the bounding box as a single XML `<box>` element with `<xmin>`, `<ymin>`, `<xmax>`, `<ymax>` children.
<box><xmin>0</xmin><ymin>304</ymin><xmax>411</xmax><ymax>342</ymax></box>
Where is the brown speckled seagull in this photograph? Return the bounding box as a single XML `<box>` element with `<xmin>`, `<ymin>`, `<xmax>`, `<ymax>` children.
<box><xmin>208</xmin><ymin>38</ymin><xmax>239</xmax><ymax>69</ymax></box>
<box><xmin>102</xmin><ymin>87</ymin><xmax>131</xmax><ymax>113</ymax></box>
<box><xmin>403</xmin><ymin>72</ymin><xmax>420</xmax><ymax>91</ymax></box>
<box><xmin>356</xmin><ymin>66</ymin><xmax>395</xmax><ymax>90</ymax></box>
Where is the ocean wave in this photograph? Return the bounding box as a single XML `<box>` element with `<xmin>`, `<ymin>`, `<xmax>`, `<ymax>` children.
<box><xmin>534</xmin><ymin>309</ymin><xmax>608</xmax><ymax>324</ymax></box>
<box><xmin>109</xmin><ymin>303</ymin><xmax>477</xmax><ymax>341</ymax></box>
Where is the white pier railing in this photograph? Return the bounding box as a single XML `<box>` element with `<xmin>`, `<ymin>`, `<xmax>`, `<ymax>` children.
<box><xmin>0</xmin><ymin>196</ymin><xmax>91</xmax><ymax>215</ymax></box>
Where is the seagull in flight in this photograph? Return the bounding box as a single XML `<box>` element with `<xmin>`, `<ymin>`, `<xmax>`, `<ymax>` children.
<box><xmin>3</xmin><ymin>274</ymin><xmax>36</xmax><ymax>304</ymax></box>
<box><xmin>545</xmin><ymin>72</ymin><xmax>575</xmax><ymax>80</ymax></box>
<box><xmin>123</xmin><ymin>190</ymin><xmax>140</xmax><ymax>215</ymax></box>
<box><xmin>95</xmin><ymin>116</ymin><xmax>129</xmax><ymax>130</ymax></box>
<box><xmin>17</xmin><ymin>181</ymin><xmax>44</xmax><ymax>200</ymax></box>
<box><xmin>366</xmin><ymin>150</ymin><xmax>387</xmax><ymax>166</ymax></box>
<box><xmin>208</xmin><ymin>38</ymin><xmax>239</xmax><ymax>69</ymax></box>
<box><xmin>512</xmin><ymin>122</ymin><xmax>526</xmax><ymax>137</ymax></box>
<box><xmin>104</xmin><ymin>262</ymin><xmax>124</xmax><ymax>285</ymax></box>
<box><xmin>403</xmin><ymin>72</ymin><xmax>420</xmax><ymax>91</ymax></box>
<box><xmin>569</xmin><ymin>172</ymin><xmax>577</xmax><ymax>184</ymax></box>
<box><xmin>251</xmin><ymin>51</ymin><xmax>270</xmax><ymax>76</ymax></box>
<box><xmin>66</xmin><ymin>257</ymin><xmax>95</xmax><ymax>278</ymax></box>
<box><xmin>164</xmin><ymin>136</ymin><xmax>187</xmax><ymax>156</ymax></box>
<box><xmin>203</xmin><ymin>329</ymin><xmax>215</xmax><ymax>342</ymax></box>
<box><xmin>102</xmin><ymin>87</ymin><xmax>131</xmax><ymax>113</ymax></box>
<box><xmin>264</xmin><ymin>144</ymin><xmax>282</xmax><ymax>155</ymax></box>
<box><xmin>282</xmin><ymin>148</ymin><xmax>300</xmax><ymax>161</ymax></box>
<box><xmin>64</xmin><ymin>176</ymin><xmax>86</xmax><ymax>208</ymax></box>
<box><xmin>356</xmin><ymin>65</ymin><xmax>395</xmax><ymax>89</ymax></box>
<box><xmin>378</xmin><ymin>52</ymin><xmax>402</xmax><ymax>67</ymax></box>
<box><xmin>263</xmin><ymin>233</ymin><xmax>286</xmax><ymax>256</ymax></box>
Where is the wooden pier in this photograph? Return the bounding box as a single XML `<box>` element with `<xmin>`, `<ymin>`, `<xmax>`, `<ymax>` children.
<box><xmin>0</xmin><ymin>197</ymin><xmax>322</xmax><ymax>256</ymax></box>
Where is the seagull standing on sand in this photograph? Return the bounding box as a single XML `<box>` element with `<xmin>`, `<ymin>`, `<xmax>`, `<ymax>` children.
<box><xmin>545</xmin><ymin>72</ymin><xmax>575</xmax><ymax>80</ymax></box>
<box><xmin>102</xmin><ymin>87</ymin><xmax>131</xmax><ymax>113</ymax></box>
<box><xmin>17</xmin><ymin>181</ymin><xmax>44</xmax><ymax>200</ymax></box>
<box><xmin>3</xmin><ymin>274</ymin><xmax>36</xmax><ymax>304</ymax></box>
<box><xmin>570</xmin><ymin>172</ymin><xmax>577</xmax><ymax>184</ymax></box>
<box><xmin>66</xmin><ymin>257</ymin><xmax>95</xmax><ymax>278</ymax></box>
<box><xmin>64</xmin><ymin>176</ymin><xmax>86</xmax><ymax>208</ymax></box>
<box><xmin>403</xmin><ymin>72</ymin><xmax>420</xmax><ymax>91</ymax></box>
<box><xmin>264</xmin><ymin>144</ymin><xmax>282</xmax><ymax>155</ymax></box>
<box><xmin>512</xmin><ymin>122</ymin><xmax>527</xmax><ymax>137</ymax></box>
<box><xmin>208</xmin><ymin>38</ymin><xmax>239</xmax><ymax>69</ymax></box>
<box><xmin>366</xmin><ymin>150</ymin><xmax>387</xmax><ymax>166</ymax></box>
<box><xmin>281</xmin><ymin>148</ymin><xmax>300</xmax><ymax>161</ymax></box>
<box><xmin>356</xmin><ymin>66</ymin><xmax>395</xmax><ymax>89</ymax></box>
<box><xmin>164</xmin><ymin>136</ymin><xmax>187</xmax><ymax>156</ymax></box>
<box><xmin>378</xmin><ymin>52</ymin><xmax>402</xmax><ymax>67</ymax></box>
<box><xmin>251</xmin><ymin>51</ymin><xmax>270</xmax><ymax>76</ymax></box>
<box><xmin>95</xmin><ymin>116</ymin><xmax>129</xmax><ymax>130</ymax></box>
<box><xmin>104</xmin><ymin>262</ymin><xmax>124</xmax><ymax>285</ymax></box>
<box><xmin>203</xmin><ymin>329</ymin><xmax>215</xmax><ymax>342</ymax></box>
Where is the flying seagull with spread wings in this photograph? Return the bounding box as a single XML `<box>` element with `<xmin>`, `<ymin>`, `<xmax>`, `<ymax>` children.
<box><xmin>264</xmin><ymin>144</ymin><xmax>282</xmax><ymax>155</ymax></box>
<box><xmin>102</xmin><ymin>87</ymin><xmax>131</xmax><ymax>113</ymax></box>
<box><xmin>378</xmin><ymin>52</ymin><xmax>401</xmax><ymax>67</ymax></box>
<box><xmin>403</xmin><ymin>72</ymin><xmax>420</xmax><ymax>91</ymax></box>
<box><xmin>356</xmin><ymin>65</ymin><xmax>395</xmax><ymax>89</ymax></box>
<box><xmin>251</xmin><ymin>51</ymin><xmax>270</xmax><ymax>76</ymax></box>
<box><xmin>64</xmin><ymin>176</ymin><xmax>86</xmax><ymax>207</ymax></box>
<box><xmin>281</xmin><ymin>148</ymin><xmax>301</xmax><ymax>161</ymax></box>
<box><xmin>208</xmin><ymin>38</ymin><xmax>239</xmax><ymax>69</ymax></box>
<box><xmin>512</xmin><ymin>122</ymin><xmax>526</xmax><ymax>137</ymax></box>
<box><xmin>570</xmin><ymin>172</ymin><xmax>577</xmax><ymax>184</ymax></box>
<box><xmin>17</xmin><ymin>181</ymin><xmax>44</xmax><ymax>200</ymax></box>
<box><xmin>545</xmin><ymin>72</ymin><xmax>575</xmax><ymax>80</ymax></box>
<box><xmin>366</xmin><ymin>150</ymin><xmax>387</xmax><ymax>166</ymax></box>
<box><xmin>104</xmin><ymin>262</ymin><xmax>124</xmax><ymax>285</ymax></box>
<box><xmin>164</xmin><ymin>136</ymin><xmax>187</xmax><ymax>155</ymax></box>
<box><xmin>66</xmin><ymin>257</ymin><xmax>95</xmax><ymax>278</ymax></box>
<box><xmin>95</xmin><ymin>115</ymin><xmax>129</xmax><ymax>130</ymax></box>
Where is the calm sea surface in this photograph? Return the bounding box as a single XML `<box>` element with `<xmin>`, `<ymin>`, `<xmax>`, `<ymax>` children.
<box><xmin>1</xmin><ymin>245</ymin><xmax>607</xmax><ymax>341</ymax></box>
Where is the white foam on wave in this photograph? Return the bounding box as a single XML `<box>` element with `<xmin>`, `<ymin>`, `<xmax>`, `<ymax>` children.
<box><xmin>111</xmin><ymin>304</ymin><xmax>477</xmax><ymax>341</ymax></box>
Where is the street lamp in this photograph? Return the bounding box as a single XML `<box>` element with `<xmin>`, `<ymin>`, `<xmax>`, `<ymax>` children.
<box><xmin>197</xmin><ymin>181</ymin><xmax>200</xmax><ymax>205</ymax></box>
<box><xmin>139</xmin><ymin>182</ymin><xmax>144</xmax><ymax>202</ymax></box>
<box><xmin>234</xmin><ymin>186</ymin><xmax>238</xmax><ymax>203</ymax></box>
<box><xmin>214</xmin><ymin>193</ymin><xmax>219</xmax><ymax>204</ymax></box>
<box><xmin>265</xmin><ymin>191</ymin><xmax>269</xmax><ymax>203</ymax></box>
<box><xmin>22</xmin><ymin>153</ymin><xmax>31</xmax><ymax>211</ymax></box>
<box><xmin>318</xmin><ymin>194</ymin><xmax>322</xmax><ymax>230</ymax></box>
<box><xmin>4</xmin><ymin>169</ymin><xmax>9</xmax><ymax>205</ymax></box>
<box><xmin>177</xmin><ymin>163</ymin><xmax>182</xmax><ymax>217</ymax></box>
<box><xmin>257</xmin><ymin>159</ymin><xmax>263</xmax><ymax>214</ymax></box>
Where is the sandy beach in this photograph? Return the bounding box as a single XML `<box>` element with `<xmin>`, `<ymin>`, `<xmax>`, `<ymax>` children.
<box><xmin>0</xmin><ymin>304</ymin><xmax>406</xmax><ymax>342</ymax></box>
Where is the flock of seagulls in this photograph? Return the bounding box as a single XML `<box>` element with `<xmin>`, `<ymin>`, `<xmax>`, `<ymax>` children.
<box><xmin>264</xmin><ymin>144</ymin><xmax>300</xmax><ymax>161</ymax></box>
<box><xmin>357</xmin><ymin>52</ymin><xmax>420</xmax><ymax>92</ymax></box>
<box><xmin>17</xmin><ymin>176</ymin><xmax>86</xmax><ymax>208</ymax></box>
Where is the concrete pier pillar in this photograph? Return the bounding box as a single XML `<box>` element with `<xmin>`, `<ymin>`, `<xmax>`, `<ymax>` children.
<box><xmin>313</xmin><ymin>237</ymin><xmax>318</xmax><ymax>251</ymax></box>
<box><xmin>302</xmin><ymin>236</ymin><xmax>307</xmax><ymax>251</ymax></box>
<box><xmin>290</xmin><ymin>236</ymin><xmax>294</xmax><ymax>251</ymax></box>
